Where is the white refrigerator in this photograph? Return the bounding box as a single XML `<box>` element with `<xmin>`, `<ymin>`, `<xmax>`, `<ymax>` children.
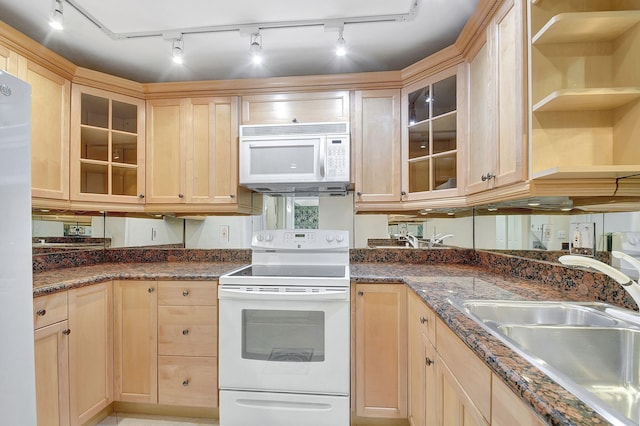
<box><xmin>0</xmin><ymin>70</ymin><xmax>37</xmax><ymax>424</ymax></box>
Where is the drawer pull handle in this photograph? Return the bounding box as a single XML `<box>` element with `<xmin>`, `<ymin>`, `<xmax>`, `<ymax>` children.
<box><xmin>182</xmin><ymin>379</ymin><xmax>190</xmax><ymax>387</ymax></box>
<box><xmin>183</xmin><ymin>290</ymin><xmax>189</xmax><ymax>296</ymax></box>
<box><xmin>36</xmin><ymin>309</ymin><xmax>46</xmax><ymax>316</ymax></box>
<box><xmin>425</xmin><ymin>357</ymin><xmax>434</xmax><ymax>366</ymax></box>
<box><xmin>420</xmin><ymin>316</ymin><xmax>428</xmax><ymax>324</ymax></box>
<box><xmin>148</xmin><ymin>287</ymin><xmax>155</xmax><ymax>293</ymax></box>
<box><xmin>182</xmin><ymin>329</ymin><xmax>190</xmax><ymax>336</ymax></box>
<box><xmin>62</xmin><ymin>329</ymin><xmax>71</xmax><ymax>336</ymax></box>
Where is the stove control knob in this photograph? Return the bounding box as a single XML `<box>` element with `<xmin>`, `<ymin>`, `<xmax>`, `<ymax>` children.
<box><xmin>326</xmin><ymin>234</ymin><xmax>335</xmax><ymax>243</ymax></box>
<box><xmin>336</xmin><ymin>234</ymin><xmax>345</xmax><ymax>243</ymax></box>
<box><xmin>265</xmin><ymin>233</ymin><xmax>274</xmax><ymax>242</ymax></box>
<box><xmin>256</xmin><ymin>234</ymin><xmax>264</xmax><ymax>242</ymax></box>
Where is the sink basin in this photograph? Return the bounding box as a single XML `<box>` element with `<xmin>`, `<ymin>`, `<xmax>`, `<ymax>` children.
<box><xmin>498</xmin><ymin>325</ymin><xmax>640</xmax><ymax>425</ymax></box>
<box><xmin>459</xmin><ymin>299</ymin><xmax>620</xmax><ymax>327</ymax></box>
<box><xmin>449</xmin><ymin>299</ymin><xmax>640</xmax><ymax>425</ymax></box>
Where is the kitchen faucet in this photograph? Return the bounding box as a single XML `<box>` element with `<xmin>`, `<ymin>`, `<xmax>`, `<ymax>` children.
<box><xmin>428</xmin><ymin>233</ymin><xmax>454</xmax><ymax>248</ymax></box>
<box><xmin>559</xmin><ymin>253</ymin><xmax>640</xmax><ymax>309</ymax></box>
<box><xmin>402</xmin><ymin>233</ymin><xmax>420</xmax><ymax>248</ymax></box>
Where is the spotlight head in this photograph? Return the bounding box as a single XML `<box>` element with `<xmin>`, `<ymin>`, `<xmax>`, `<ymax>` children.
<box><xmin>49</xmin><ymin>0</ymin><xmax>64</xmax><ymax>30</ymax></box>
<box><xmin>335</xmin><ymin>32</ymin><xmax>347</xmax><ymax>57</ymax></box>
<box><xmin>172</xmin><ymin>38</ymin><xmax>184</xmax><ymax>64</ymax></box>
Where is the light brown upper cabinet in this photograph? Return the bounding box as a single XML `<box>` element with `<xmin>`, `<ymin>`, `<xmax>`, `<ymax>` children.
<box><xmin>402</xmin><ymin>66</ymin><xmax>463</xmax><ymax>201</ymax></box>
<box><xmin>146</xmin><ymin>97</ymin><xmax>255</xmax><ymax>211</ymax></box>
<box><xmin>70</xmin><ymin>85</ymin><xmax>146</xmax><ymax>204</ymax></box>
<box><xmin>241</xmin><ymin>91</ymin><xmax>350</xmax><ymax>125</ymax></box>
<box><xmin>0</xmin><ymin>47</ymin><xmax>71</xmax><ymax>202</ymax></box>
<box><xmin>354</xmin><ymin>89</ymin><xmax>402</xmax><ymax>206</ymax></box>
<box><xmin>529</xmin><ymin>1</ymin><xmax>640</xmax><ymax>181</ymax></box>
<box><xmin>466</xmin><ymin>0</ymin><xmax>527</xmax><ymax>195</ymax></box>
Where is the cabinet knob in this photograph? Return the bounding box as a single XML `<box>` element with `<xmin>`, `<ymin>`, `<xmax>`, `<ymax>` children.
<box><xmin>425</xmin><ymin>357</ymin><xmax>434</xmax><ymax>366</ymax></box>
<box><xmin>182</xmin><ymin>379</ymin><xmax>190</xmax><ymax>387</ymax></box>
<box><xmin>481</xmin><ymin>172</ymin><xmax>496</xmax><ymax>182</ymax></box>
<box><xmin>357</xmin><ymin>291</ymin><xmax>364</xmax><ymax>296</ymax></box>
<box><xmin>420</xmin><ymin>316</ymin><xmax>428</xmax><ymax>324</ymax></box>
<box><xmin>148</xmin><ymin>287</ymin><xmax>155</xmax><ymax>293</ymax></box>
<box><xmin>62</xmin><ymin>329</ymin><xmax>71</xmax><ymax>336</ymax></box>
<box><xmin>178</xmin><ymin>193</ymin><xmax>184</xmax><ymax>198</ymax></box>
<box><xmin>36</xmin><ymin>309</ymin><xmax>46</xmax><ymax>316</ymax></box>
<box><xmin>139</xmin><ymin>194</ymin><xmax>145</xmax><ymax>199</ymax></box>
<box><xmin>230</xmin><ymin>193</ymin><xmax>236</xmax><ymax>198</ymax></box>
<box><xmin>401</xmin><ymin>191</ymin><xmax>407</xmax><ymax>196</ymax></box>
<box><xmin>183</xmin><ymin>290</ymin><xmax>189</xmax><ymax>296</ymax></box>
<box><xmin>182</xmin><ymin>329</ymin><xmax>190</xmax><ymax>336</ymax></box>
<box><xmin>356</xmin><ymin>191</ymin><xmax>362</xmax><ymax>197</ymax></box>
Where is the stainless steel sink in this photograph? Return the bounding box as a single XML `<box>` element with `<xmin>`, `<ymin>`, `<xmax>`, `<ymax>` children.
<box><xmin>459</xmin><ymin>300</ymin><xmax>620</xmax><ymax>327</ymax></box>
<box><xmin>449</xmin><ymin>299</ymin><xmax>640</xmax><ymax>426</ymax></box>
<box><xmin>498</xmin><ymin>325</ymin><xmax>640</xmax><ymax>425</ymax></box>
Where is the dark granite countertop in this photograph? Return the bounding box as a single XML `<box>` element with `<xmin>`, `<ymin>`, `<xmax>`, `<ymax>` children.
<box><xmin>33</xmin><ymin>259</ymin><xmax>623</xmax><ymax>425</ymax></box>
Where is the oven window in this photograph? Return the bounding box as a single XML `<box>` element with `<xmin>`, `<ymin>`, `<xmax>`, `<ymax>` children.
<box><xmin>242</xmin><ymin>309</ymin><xmax>325</xmax><ymax>362</ymax></box>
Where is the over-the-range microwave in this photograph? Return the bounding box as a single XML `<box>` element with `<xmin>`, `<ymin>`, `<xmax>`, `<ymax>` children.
<box><xmin>239</xmin><ymin>122</ymin><xmax>350</xmax><ymax>195</ymax></box>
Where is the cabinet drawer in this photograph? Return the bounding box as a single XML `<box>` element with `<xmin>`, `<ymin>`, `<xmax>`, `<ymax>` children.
<box><xmin>158</xmin><ymin>281</ymin><xmax>217</xmax><ymax>306</ymax></box>
<box><xmin>158</xmin><ymin>306</ymin><xmax>217</xmax><ymax>356</ymax></box>
<box><xmin>33</xmin><ymin>292</ymin><xmax>68</xmax><ymax>329</ymax></box>
<box><xmin>158</xmin><ymin>356</ymin><xmax>217</xmax><ymax>408</ymax></box>
<box><xmin>411</xmin><ymin>292</ymin><xmax>436</xmax><ymax>344</ymax></box>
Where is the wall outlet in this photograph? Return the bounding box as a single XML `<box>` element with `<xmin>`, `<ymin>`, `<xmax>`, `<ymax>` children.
<box><xmin>151</xmin><ymin>227</ymin><xmax>157</xmax><ymax>241</ymax></box>
<box><xmin>557</xmin><ymin>230</ymin><xmax>567</xmax><ymax>239</ymax></box>
<box><xmin>219</xmin><ymin>225</ymin><xmax>229</xmax><ymax>242</ymax></box>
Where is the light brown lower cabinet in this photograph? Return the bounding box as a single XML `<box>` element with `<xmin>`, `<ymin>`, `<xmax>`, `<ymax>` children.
<box><xmin>354</xmin><ymin>283</ymin><xmax>407</xmax><ymax>419</ymax></box>
<box><xmin>68</xmin><ymin>282</ymin><xmax>113</xmax><ymax>426</ymax></box>
<box><xmin>34</xmin><ymin>320</ymin><xmax>70</xmax><ymax>426</ymax></box>
<box><xmin>491</xmin><ymin>374</ymin><xmax>545</xmax><ymax>426</ymax></box>
<box><xmin>113</xmin><ymin>280</ymin><xmax>158</xmax><ymax>404</ymax></box>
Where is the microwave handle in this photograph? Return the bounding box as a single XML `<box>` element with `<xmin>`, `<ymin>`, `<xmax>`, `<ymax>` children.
<box><xmin>319</xmin><ymin>138</ymin><xmax>325</xmax><ymax>178</ymax></box>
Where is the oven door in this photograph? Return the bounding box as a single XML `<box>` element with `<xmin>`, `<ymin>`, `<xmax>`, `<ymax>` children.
<box><xmin>218</xmin><ymin>285</ymin><xmax>350</xmax><ymax>395</ymax></box>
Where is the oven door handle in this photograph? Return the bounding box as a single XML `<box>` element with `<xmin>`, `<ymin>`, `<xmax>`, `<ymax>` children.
<box><xmin>218</xmin><ymin>286</ymin><xmax>349</xmax><ymax>301</ymax></box>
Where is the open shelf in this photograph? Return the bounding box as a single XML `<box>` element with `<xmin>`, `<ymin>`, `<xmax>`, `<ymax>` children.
<box><xmin>533</xmin><ymin>88</ymin><xmax>640</xmax><ymax>112</ymax></box>
<box><xmin>532</xmin><ymin>11</ymin><xmax>640</xmax><ymax>45</ymax></box>
<box><xmin>532</xmin><ymin>165</ymin><xmax>640</xmax><ymax>180</ymax></box>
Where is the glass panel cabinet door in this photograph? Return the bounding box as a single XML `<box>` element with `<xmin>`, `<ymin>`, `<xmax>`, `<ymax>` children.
<box><xmin>70</xmin><ymin>85</ymin><xmax>145</xmax><ymax>203</ymax></box>
<box><xmin>403</xmin><ymin>68</ymin><xmax>459</xmax><ymax>199</ymax></box>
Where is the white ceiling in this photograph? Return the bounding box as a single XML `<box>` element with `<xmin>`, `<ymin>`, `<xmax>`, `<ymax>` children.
<box><xmin>0</xmin><ymin>0</ymin><xmax>479</xmax><ymax>83</ymax></box>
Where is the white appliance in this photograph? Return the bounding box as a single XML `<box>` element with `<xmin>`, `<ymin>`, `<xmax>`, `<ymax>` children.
<box><xmin>239</xmin><ymin>122</ymin><xmax>350</xmax><ymax>195</ymax></box>
<box><xmin>0</xmin><ymin>71</ymin><xmax>37</xmax><ymax>423</ymax></box>
<box><xmin>219</xmin><ymin>229</ymin><xmax>350</xmax><ymax>426</ymax></box>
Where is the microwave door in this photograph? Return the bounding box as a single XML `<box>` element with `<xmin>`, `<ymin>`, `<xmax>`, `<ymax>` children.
<box><xmin>242</xmin><ymin>137</ymin><xmax>323</xmax><ymax>183</ymax></box>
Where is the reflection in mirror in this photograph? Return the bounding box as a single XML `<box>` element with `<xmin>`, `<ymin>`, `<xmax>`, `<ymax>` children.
<box><xmin>378</xmin><ymin>211</ymin><xmax>473</xmax><ymax>249</ymax></box>
<box><xmin>473</xmin><ymin>196</ymin><xmax>640</xmax><ymax>277</ymax></box>
<box><xmin>32</xmin><ymin>210</ymin><xmax>107</xmax><ymax>253</ymax></box>
<box><xmin>100</xmin><ymin>213</ymin><xmax>184</xmax><ymax>249</ymax></box>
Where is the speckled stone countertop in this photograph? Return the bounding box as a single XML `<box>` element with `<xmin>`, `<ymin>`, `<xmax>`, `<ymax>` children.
<box><xmin>33</xmin><ymin>255</ymin><xmax>629</xmax><ymax>425</ymax></box>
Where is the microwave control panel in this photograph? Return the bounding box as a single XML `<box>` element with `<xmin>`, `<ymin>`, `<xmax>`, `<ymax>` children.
<box><xmin>326</xmin><ymin>138</ymin><xmax>349</xmax><ymax>180</ymax></box>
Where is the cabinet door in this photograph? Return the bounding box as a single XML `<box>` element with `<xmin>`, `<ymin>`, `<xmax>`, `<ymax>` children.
<box><xmin>113</xmin><ymin>281</ymin><xmax>157</xmax><ymax>404</ymax></box>
<box><xmin>355</xmin><ymin>283</ymin><xmax>407</xmax><ymax>418</ymax></box>
<box><xmin>466</xmin><ymin>0</ymin><xmax>526</xmax><ymax>194</ymax></box>
<box><xmin>26</xmin><ymin>60</ymin><xmax>70</xmax><ymax>201</ymax></box>
<box><xmin>68</xmin><ymin>282</ymin><xmax>113</xmax><ymax>426</ymax></box>
<box><xmin>0</xmin><ymin>44</ymin><xmax>19</xmax><ymax>74</ymax></box>
<box><xmin>241</xmin><ymin>91</ymin><xmax>350</xmax><ymax>124</ymax></box>
<box><xmin>146</xmin><ymin>98</ymin><xmax>186</xmax><ymax>203</ymax></box>
<box><xmin>491</xmin><ymin>374</ymin><xmax>545</xmax><ymax>426</ymax></box>
<box><xmin>34</xmin><ymin>321</ymin><xmax>70</xmax><ymax>426</ymax></box>
<box><xmin>354</xmin><ymin>89</ymin><xmax>401</xmax><ymax>204</ymax></box>
<box><xmin>188</xmin><ymin>97</ymin><xmax>240</xmax><ymax>204</ymax></box>
<box><xmin>436</xmin><ymin>355</ymin><xmax>489</xmax><ymax>426</ymax></box>
<box><xmin>70</xmin><ymin>85</ymin><xmax>145</xmax><ymax>203</ymax></box>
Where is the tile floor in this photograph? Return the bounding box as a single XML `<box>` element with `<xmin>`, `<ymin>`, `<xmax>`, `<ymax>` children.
<box><xmin>96</xmin><ymin>413</ymin><xmax>218</xmax><ymax>426</ymax></box>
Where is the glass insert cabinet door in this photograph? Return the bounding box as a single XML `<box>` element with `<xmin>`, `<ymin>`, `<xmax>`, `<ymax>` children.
<box><xmin>403</xmin><ymin>69</ymin><xmax>459</xmax><ymax>199</ymax></box>
<box><xmin>70</xmin><ymin>85</ymin><xmax>145</xmax><ymax>202</ymax></box>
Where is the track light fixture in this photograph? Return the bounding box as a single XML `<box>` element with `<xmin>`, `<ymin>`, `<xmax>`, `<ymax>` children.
<box><xmin>335</xmin><ymin>30</ymin><xmax>347</xmax><ymax>57</ymax></box>
<box><xmin>49</xmin><ymin>0</ymin><xmax>64</xmax><ymax>31</ymax></box>
<box><xmin>250</xmin><ymin>32</ymin><xmax>263</xmax><ymax>65</ymax></box>
<box><xmin>172</xmin><ymin>37</ymin><xmax>184</xmax><ymax>64</ymax></box>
